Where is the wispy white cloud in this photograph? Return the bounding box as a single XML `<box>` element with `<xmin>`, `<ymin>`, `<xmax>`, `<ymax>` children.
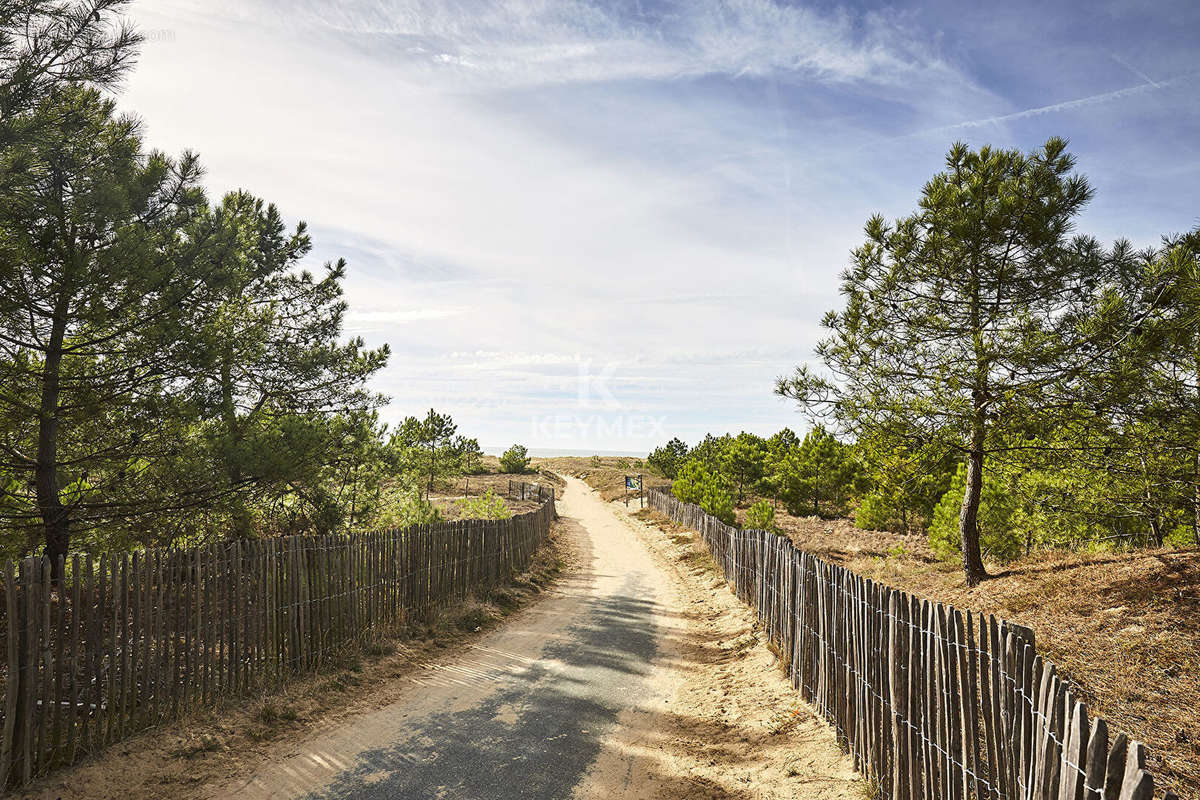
<box><xmin>118</xmin><ymin>0</ymin><xmax>964</xmax><ymax>450</ymax></box>
<box><xmin>120</xmin><ymin>0</ymin><xmax>1200</xmax><ymax>450</ymax></box>
<box><xmin>177</xmin><ymin>0</ymin><xmax>966</xmax><ymax>92</ymax></box>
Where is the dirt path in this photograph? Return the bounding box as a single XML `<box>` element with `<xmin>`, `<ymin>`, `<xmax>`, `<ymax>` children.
<box><xmin>574</xmin><ymin>494</ymin><xmax>861</xmax><ymax>800</ymax></box>
<box><xmin>199</xmin><ymin>476</ymin><xmax>677</xmax><ymax>799</ymax></box>
<box><xmin>32</xmin><ymin>476</ymin><xmax>860</xmax><ymax>800</ymax></box>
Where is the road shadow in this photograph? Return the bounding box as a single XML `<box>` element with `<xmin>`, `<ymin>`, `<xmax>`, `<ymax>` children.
<box><xmin>302</xmin><ymin>580</ymin><xmax>660</xmax><ymax>800</ymax></box>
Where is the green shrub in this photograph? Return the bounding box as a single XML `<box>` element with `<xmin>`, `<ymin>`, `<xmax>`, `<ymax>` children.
<box><xmin>671</xmin><ymin>460</ymin><xmax>707</xmax><ymax>504</ymax></box>
<box><xmin>702</xmin><ymin>489</ymin><xmax>736</xmax><ymax>526</ymax></box>
<box><xmin>456</xmin><ymin>488</ymin><xmax>512</xmax><ymax>520</ymax></box>
<box><xmin>1165</xmin><ymin>524</ymin><xmax>1199</xmax><ymax>548</ymax></box>
<box><xmin>744</xmin><ymin>499</ymin><xmax>776</xmax><ymax>532</ymax></box>
<box><xmin>647</xmin><ymin>438</ymin><xmax>689</xmax><ymax>479</ymax></box>
<box><xmin>672</xmin><ymin>461</ymin><xmax>735</xmax><ymax>525</ymax></box>
<box><xmin>928</xmin><ymin>464</ymin><xmax>1021</xmax><ymax>562</ymax></box>
<box><xmin>374</xmin><ymin>486</ymin><xmax>443</xmax><ymax>529</ymax></box>
<box><xmin>499</xmin><ymin>444</ymin><xmax>531</xmax><ymax>474</ymax></box>
<box><xmin>853</xmin><ymin>491</ymin><xmax>897</xmax><ymax>531</ymax></box>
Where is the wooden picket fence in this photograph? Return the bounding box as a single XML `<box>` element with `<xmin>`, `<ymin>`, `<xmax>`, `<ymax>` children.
<box><xmin>0</xmin><ymin>495</ymin><xmax>556</xmax><ymax>788</ymax></box>
<box><xmin>647</xmin><ymin>488</ymin><xmax>1176</xmax><ymax>800</ymax></box>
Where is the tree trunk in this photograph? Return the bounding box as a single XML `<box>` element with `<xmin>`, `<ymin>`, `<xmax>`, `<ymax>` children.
<box><xmin>1147</xmin><ymin>513</ymin><xmax>1163</xmax><ymax>547</ymax></box>
<box><xmin>219</xmin><ymin>353</ymin><xmax>251</xmax><ymax>538</ymax></box>
<box><xmin>959</xmin><ymin>418</ymin><xmax>989</xmax><ymax>587</ymax></box>
<box><xmin>812</xmin><ymin>463</ymin><xmax>819</xmax><ymax>516</ymax></box>
<box><xmin>1193</xmin><ymin>451</ymin><xmax>1200</xmax><ymax>547</ymax></box>
<box><xmin>1136</xmin><ymin>452</ymin><xmax>1165</xmax><ymax>547</ymax></box>
<box><xmin>427</xmin><ymin>444</ymin><xmax>435</xmax><ymax>503</ymax></box>
<box><xmin>36</xmin><ymin>312</ymin><xmax>69</xmax><ymax>582</ymax></box>
<box><xmin>349</xmin><ymin>461</ymin><xmax>359</xmax><ymax>534</ymax></box>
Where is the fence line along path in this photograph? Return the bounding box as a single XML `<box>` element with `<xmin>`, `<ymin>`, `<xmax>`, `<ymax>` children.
<box><xmin>646</xmin><ymin>488</ymin><xmax>1176</xmax><ymax>800</ymax></box>
<box><xmin>0</xmin><ymin>492</ymin><xmax>556</xmax><ymax>788</ymax></box>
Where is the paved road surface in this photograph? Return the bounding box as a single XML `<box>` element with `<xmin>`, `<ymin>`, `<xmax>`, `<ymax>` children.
<box><xmin>207</xmin><ymin>476</ymin><xmax>675</xmax><ymax>800</ymax></box>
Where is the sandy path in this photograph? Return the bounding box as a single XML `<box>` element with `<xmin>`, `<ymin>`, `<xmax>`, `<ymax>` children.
<box><xmin>194</xmin><ymin>476</ymin><xmax>859</xmax><ymax>800</ymax></box>
<box><xmin>573</xmin><ymin>495</ymin><xmax>861</xmax><ymax>800</ymax></box>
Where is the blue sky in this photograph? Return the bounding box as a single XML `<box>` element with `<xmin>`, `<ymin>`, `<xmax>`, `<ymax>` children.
<box><xmin>121</xmin><ymin>0</ymin><xmax>1199</xmax><ymax>453</ymax></box>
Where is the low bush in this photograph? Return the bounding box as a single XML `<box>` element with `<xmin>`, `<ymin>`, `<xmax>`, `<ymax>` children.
<box><xmin>744</xmin><ymin>499</ymin><xmax>776</xmax><ymax>532</ymax></box>
<box><xmin>672</xmin><ymin>461</ymin><xmax>735</xmax><ymax>525</ymax></box>
<box><xmin>500</xmin><ymin>444</ymin><xmax>531</xmax><ymax>474</ymax></box>
<box><xmin>928</xmin><ymin>464</ymin><xmax>1021</xmax><ymax>562</ymax></box>
<box><xmin>456</xmin><ymin>488</ymin><xmax>512</xmax><ymax>520</ymax></box>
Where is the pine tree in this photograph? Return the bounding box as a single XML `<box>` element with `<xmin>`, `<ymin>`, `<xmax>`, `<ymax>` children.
<box><xmin>0</xmin><ymin>0</ymin><xmax>140</xmax><ymax>127</ymax></box>
<box><xmin>723</xmin><ymin>432</ymin><xmax>766</xmax><ymax>504</ymax></box>
<box><xmin>647</xmin><ymin>437</ymin><xmax>688</xmax><ymax>479</ymax></box>
<box><xmin>776</xmin><ymin>425</ymin><xmax>859</xmax><ymax>517</ymax></box>
<box><xmin>499</xmin><ymin>444</ymin><xmax>531</xmax><ymax>475</ymax></box>
<box><xmin>185</xmin><ymin>191</ymin><xmax>388</xmax><ymax>536</ymax></box>
<box><xmin>778</xmin><ymin>139</ymin><xmax>1123</xmax><ymax>585</ymax></box>
<box><xmin>0</xmin><ymin>87</ymin><xmax>212</xmax><ymax>571</ymax></box>
<box><xmin>393</xmin><ymin>410</ymin><xmax>462</xmax><ymax>499</ymax></box>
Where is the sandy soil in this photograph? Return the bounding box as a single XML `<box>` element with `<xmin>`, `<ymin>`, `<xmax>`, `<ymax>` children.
<box><xmin>573</xmin><ymin>500</ymin><xmax>861</xmax><ymax>800</ymax></box>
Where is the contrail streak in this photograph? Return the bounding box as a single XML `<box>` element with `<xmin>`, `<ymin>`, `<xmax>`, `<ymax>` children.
<box><xmin>925</xmin><ymin>70</ymin><xmax>1195</xmax><ymax>134</ymax></box>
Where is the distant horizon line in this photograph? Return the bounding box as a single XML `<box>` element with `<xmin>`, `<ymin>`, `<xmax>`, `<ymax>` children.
<box><xmin>481</xmin><ymin>445</ymin><xmax>648</xmax><ymax>458</ymax></box>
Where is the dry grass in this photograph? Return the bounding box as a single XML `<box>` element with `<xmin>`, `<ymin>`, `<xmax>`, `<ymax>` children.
<box><xmin>756</xmin><ymin>508</ymin><xmax>1200</xmax><ymax>798</ymax></box>
<box><xmin>428</xmin><ymin>463</ymin><xmax>565</xmax><ymax>518</ymax></box>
